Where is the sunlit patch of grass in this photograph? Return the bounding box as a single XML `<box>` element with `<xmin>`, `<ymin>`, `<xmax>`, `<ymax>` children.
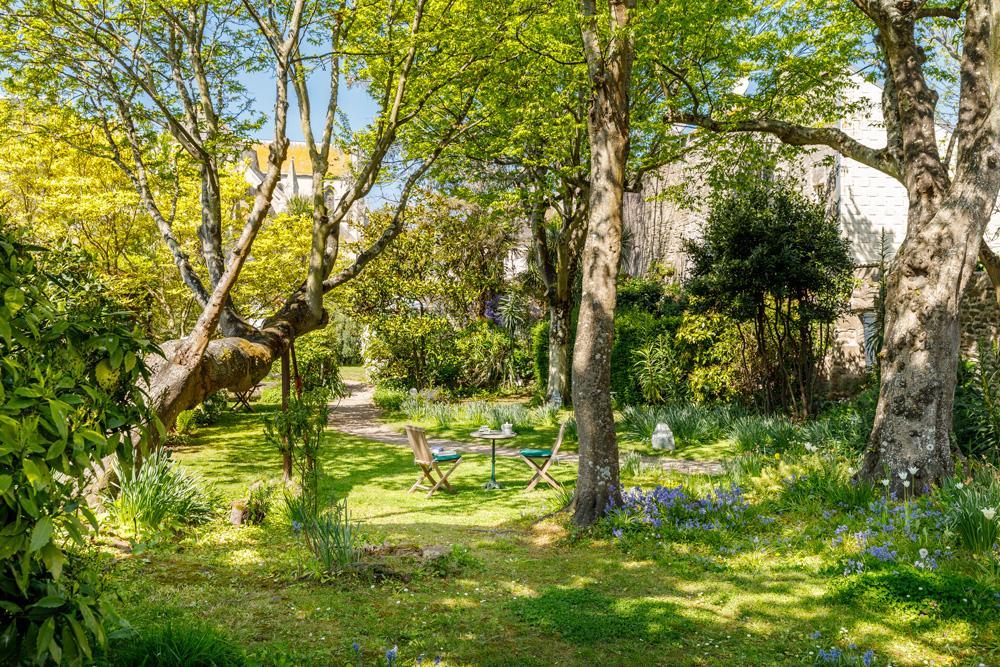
<box><xmin>101</xmin><ymin>410</ymin><xmax>999</xmax><ymax>667</ymax></box>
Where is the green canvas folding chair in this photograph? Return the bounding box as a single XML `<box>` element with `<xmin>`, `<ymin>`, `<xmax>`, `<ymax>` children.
<box><xmin>519</xmin><ymin>421</ymin><xmax>566</xmax><ymax>491</ymax></box>
<box><xmin>405</xmin><ymin>425</ymin><xmax>463</xmax><ymax>498</ymax></box>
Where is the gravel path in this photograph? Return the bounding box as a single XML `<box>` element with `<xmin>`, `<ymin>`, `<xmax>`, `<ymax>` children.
<box><xmin>328</xmin><ymin>381</ymin><xmax>725</xmax><ymax>476</ymax></box>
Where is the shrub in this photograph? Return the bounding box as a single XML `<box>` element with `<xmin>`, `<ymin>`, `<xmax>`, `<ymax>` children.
<box><xmin>373</xmin><ymin>386</ymin><xmax>407</xmax><ymax>412</ymax></box>
<box><xmin>633</xmin><ymin>334</ymin><xmax>687</xmax><ymax>404</ymax></box>
<box><xmin>0</xmin><ymin>229</ymin><xmax>158</xmax><ymax>666</ymax></box>
<box><xmin>953</xmin><ymin>340</ymin><xmax>1000</xmax><ymax>461</ymax></box>
<box><xmin>101</xmin><ymin>621</ymin><xmax>246</xmax><ymax>666</ymax></box>
<box><xmin>104</xmin><ymin>451</ymin><xmax>217</xmax><ymax>540</ymax></box>
<box><xmin>295</xmin><ymin>325</ymin><xmax>352</xmax><ymax>396</ymax></box>
<box><xmin>684</xmin><ymin>178</ymin><xmax>853</xmax><ymax>417</ymax></box>
<box><xmin>193</xmin><ymin>392</ymin><xmax>228</xmax><ymax>426</ymax></box>
<box><xmin>175</xmin><ymin>409</ymin><xmax>197</xmax><ymax>437</ymax></box>
<box><xmin>243</xmin><ymin>480</ymin><xmax>275</xmax><ymax>525</ymax></box>
<box><xmin>611</xmin><ymin>309</ymin><xmax>673</xmax><ymax>406</ymax></box>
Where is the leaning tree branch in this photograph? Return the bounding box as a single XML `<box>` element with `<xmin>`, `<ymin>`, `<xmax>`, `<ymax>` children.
<box><xmin>665</xmin><ymin>111</ymin><xmax>903</xmax><ymax>182</ymax></box>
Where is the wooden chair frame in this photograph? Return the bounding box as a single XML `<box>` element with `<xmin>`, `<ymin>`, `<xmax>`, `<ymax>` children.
<box><xmin>520</xmin><ymin>422</ymin><xmax>566</xmax><ymax>491</ymax></box>
<box><xmin>405</xmin><ymin>425</ymin><xmax>462</xmax><ymax>498</ymax></box>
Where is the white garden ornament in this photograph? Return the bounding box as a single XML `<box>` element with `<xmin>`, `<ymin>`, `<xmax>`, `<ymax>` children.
<box><xmin>651</xmin><ymin>423</ymin><xmax>675</xmax><ymax>452</ymax></box>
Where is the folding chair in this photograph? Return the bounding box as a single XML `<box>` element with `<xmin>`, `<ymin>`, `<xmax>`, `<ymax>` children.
<box><xmin>519</xmin><ymin>421</ymin><xmax>566</xmax><ymax>491</ymax></box>
<box><xmin>405</xmin><ymin>425</ymin><xmax>463</xmax><ymax>498</ymax></box>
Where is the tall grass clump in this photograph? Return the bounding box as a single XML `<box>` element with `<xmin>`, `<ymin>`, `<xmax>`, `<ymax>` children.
<box><xmin>373</xmin><ymin>386</ymin><xmax>407</xmax><ymax>412</ymax></box>
<box><xmin>728</xmin><ymin>415</ymin><xmax>800</xmax><ymax>455</ymax></box>
<box><xmin>618</xmin><ymin>403</ymin><xmax>723</xmax><ymax>446</ymax></box>
<box><xmin>104</xmin><ymin>450</ymin><xmax>216</xmax><ymax>539</ymax></box>
<box><xmin>102</xmin><ymin>621</ymin><xmax>245</xmax><ymax>667</ymax></box>
<box><xmin>304</xmin><ymin>497</ymin><xmax>362</xmax><ymax>573</ymax></box>
<box><xmin>486</xmin><ymin>403</ymin><xmax>532</xmax><ymax>430</ymax></box>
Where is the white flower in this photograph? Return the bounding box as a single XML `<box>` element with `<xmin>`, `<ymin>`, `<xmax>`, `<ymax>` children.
<box><xmin>881</xmin><ymin>479</ymin><xmax>890</xmax><ymax>487</ymax></box>
<box><xmin>956</xmin><ymin>482</ymin><xmax>965</xmax><ymax>489</ymax></box>
<box><xmin>898</xmin><ymin>471</ymin><xmax>908</xmax><ymax>480</ymax></box>
<box><xmin>903</xmin><ymin>480</ymin><xmax>910</xmax><ymax>488</ymax></box>
<box><xmin>982</xmin><ymin>507</ymin><xmax>997</xmax><ymax>521</ymax></box>
<box><xmin>908</xmin><ymin>466</ymin><xmax>918</xmax><ymax>476</ymax></box>
<box><xmin>847</xmin><ymin>467</ymin><xmax>857</xmax><ymax>476</ymax></box>
<box><xmin>919</xmin><ymin>548</ymin><xmax>928</xmax><ymax>559</ymax></box>
<box><xmin>805</xmin><ymin>443</ymin><xmax>817</xmax><ymax>453</ymax></box>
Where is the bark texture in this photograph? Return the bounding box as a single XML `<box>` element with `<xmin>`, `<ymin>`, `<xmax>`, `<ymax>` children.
<box><xmin>666</xmin><ymin>0</ymin><xmax>1000</xmax><ymax>494</ymax></box>
<box><xmin>572</xmin><ymin>0</ymin><xmax>634</xmax><ymax>527</ymax></box>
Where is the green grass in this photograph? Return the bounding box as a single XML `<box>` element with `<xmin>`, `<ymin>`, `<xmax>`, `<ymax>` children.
<box><xmin>99</xmin><ymin>409</ymin><xmax>997</xmax><ymax>666</ymax></box>
<box><xmin>340</xmin><ymin>366</ymin><xmax>368</xmax><ymax>383</ymax></box>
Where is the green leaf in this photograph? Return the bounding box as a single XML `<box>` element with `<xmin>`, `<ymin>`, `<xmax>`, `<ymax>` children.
<box><xmin>48</xmin><ymin>399</ymin><xmax>69</xmax><ymax>440</ymax></box>
<box><xmin>29</xmin><ymin>516</ymin><xmax>53</xmax><ymax>552</ymax></box>
<box><xmin>40</xmin><ymin>543</ymin><xmax>66</xmax><ymax>579</ymax></box>
<box><xmin>31</xmin><ymin>595</ymin><xmax>65</xmax><ymax>609</ymax></box>
<box><xmin>22</xmin><ymin>458</ymin><xmax>48</xmax><ymax>489</ymax></box>
<box><xmin>67</xmin><ymin>615</ymin><xmax>92</xmax><ymax>659</ymax></box>
<box><xmin>0</xmin><ymin>474</ymin><xmax>11</xmax><ymax>494</ymax></box>
<box><xmin>3</xmin><ymin>286</ymin><xmax>24</xmax><ymax>314</ymax></box>
<box><xmin>36</xmin><ymin>616</ymin><xmax>55</xmax><ymax>662</ymax></box>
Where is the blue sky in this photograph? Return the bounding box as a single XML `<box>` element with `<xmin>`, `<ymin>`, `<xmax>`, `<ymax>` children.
<box><xmin>241</xmin><ymin>68</ymin><xmax>379</xmax><ymax>142</ymax></box>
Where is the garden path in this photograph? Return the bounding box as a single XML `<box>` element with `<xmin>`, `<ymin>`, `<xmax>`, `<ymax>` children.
<box><xmin>329</xmin><ymin>381</ymin><xmax>725</xmax><ymax>476</ymax></box>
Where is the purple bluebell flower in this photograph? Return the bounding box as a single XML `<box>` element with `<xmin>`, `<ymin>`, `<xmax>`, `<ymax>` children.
<box><xmin>386</xmin><ymin>645</ymin><xmax>398</xmax><ymax>666</ymax></box>
<box><xmin>862</xmin><ymin>649</ymin><xmax>875</xmax><ymax>666</ymax></box>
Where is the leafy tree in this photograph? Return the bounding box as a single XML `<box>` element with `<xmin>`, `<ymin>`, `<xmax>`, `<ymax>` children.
<box><xmin>662</xmin><ymin>0</ymin><xmax>1000</xmax><ymax>491</ymax></box>
<box><xmin>2</xmin><ymin>0</ymin><xmax>508</xmax><ymax>452</ymax></box>
<box><xmin>0</xmin><ymin>227</ymin><xmax>157</xmax><ymax>665</ymax></box>
<box><xmin>346</xmin><ymin>192</ymin><xmax>521</xmax><ymax>390</ymax></box>
<box><xmin>685</xmin><ymin>179</ymin><xmax>853</xmax><ymax>417</ymax></box>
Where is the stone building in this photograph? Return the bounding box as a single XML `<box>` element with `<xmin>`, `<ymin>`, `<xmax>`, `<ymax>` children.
<box><xmin>621</xmin><ymin>79</ymin><xmax>1000</xmax><ymax>386</ymax></box>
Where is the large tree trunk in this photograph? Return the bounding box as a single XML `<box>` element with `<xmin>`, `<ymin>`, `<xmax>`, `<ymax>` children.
<box><xmin>861</xmin><ymin>0</ymin><xmax>1000</xmax><ymax>494</ymax></box>
<box><xmin>547</xmin><ymin>299</ymin><xmax>571</xmax><ymax>402</ymax></box>
<box><xmin>572</xmin><ymin>0</ymin><xmax>633</xmax><ymax>528</ymax></box>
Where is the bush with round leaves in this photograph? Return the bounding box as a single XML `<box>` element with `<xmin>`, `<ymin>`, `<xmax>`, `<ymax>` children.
<box><xmin>0</xmin><ymin>228</ymin><xmax>157</xmax><ymax>665</ymax></box>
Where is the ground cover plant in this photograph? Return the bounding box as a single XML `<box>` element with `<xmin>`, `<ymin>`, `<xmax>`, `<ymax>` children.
<box><xmin>90</xmin><ymin>408</ymin><xmax>998</xmax><ymax>666</ymax></box>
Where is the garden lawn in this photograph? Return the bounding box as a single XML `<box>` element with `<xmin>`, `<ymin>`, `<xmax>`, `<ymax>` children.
<box><xmin>101</xmin><ymin>409</ymin><xmax>997</xmax><ymax>666</ymax></box>
<box><xmin>382</xmin><ymin>408</ymin><xmax>737</xmax><ymax>461</ymax></box>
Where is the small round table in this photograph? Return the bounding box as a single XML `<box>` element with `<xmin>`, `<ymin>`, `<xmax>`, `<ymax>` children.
<box><xmin>471</xmin><ymin>430</ymin><xmax>517</xmax><ymax>490</ymax></box>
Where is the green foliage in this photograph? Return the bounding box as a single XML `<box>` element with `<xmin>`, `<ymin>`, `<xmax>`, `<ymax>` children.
<box><xmin>192</xmin><ymin>393</ymin><xmax>227</xmax><ymax>427</ymax></box>
<box><xmin>671</xmin><ymin>310</ymin><xmax>745</xmax><ymax>404</ymax></box>
<box><xmin>632</xmin><ymin>334</ymin><xmax>686</xmax><ymax>404</ymax></box>
<box><xmin>953</xmin><ymin>340</ymin><xmax>1000</xmax><ymax>462</ymax></box>
<box><xmin>0</xmin><ymin>228</ymin><xmax>157</xmax><ymax>665</ymax></box>
<box><xmin>829</xmin><ymin>568</ymin><xmax>1000</xmax><ymax>621</ymax></box>
<box><xmin>509</xmin><ymin>586</ymin><xmax>686</xmax><ymax>645</ymax></box>
<box><xmin>618</xmin><ymin>403</ymin><xmax>731</xmax><ymax>447</ymax></box>
<box><xmin>263</xmin><ymin>389</ymin><xmax>330</xmax><ymax>516</ymax></box>
<box><xmin>100</xmin><ymin>621</ymin><xmax>246</xmax><ymax>667</ymax></box>
<box><xmin>294</xmin><ymin>324</ymin><xmax>354</xmax><ymax>396</ymax></box>
<box><xmin>685</xmin><ymin>179</ymin><xmax>853</xmax><ymax>416</ymax></box>
<box><xmin>303</xmin><ymin>498</ymin><xmax>362</xmax><ymax>574</ymax></box>
<box><xmin>728</xmin><ymin>415</ymin><xmax>801</xmax><ymax>456</ymax></box>
<box><xmin>775</xmin><ymin>454</ymin><xmax>878</xmax><ymax>511</ymax></box>
<box><xmin>175</xmin><ymin>410</ymin><xmax>197</xmax><ymax>437</ymax></box>
<box><xmin>242</xmin><ymin>481</ymin><xmax>275</xmax><ymax>526</ymax></box>
<box><xmin>372</xmin><ymin>386</ymin><xmax>407</xmax><ymax>413</ymax></box>
<box><xmin>104</xmin><ymin>451</ymin><xmax>217</xmax><ymax>541</ymax></box>
<box><xmin>940</xmin><ymin>473</ymin><xmax>1000</xmax><ymax>556</ymax></box>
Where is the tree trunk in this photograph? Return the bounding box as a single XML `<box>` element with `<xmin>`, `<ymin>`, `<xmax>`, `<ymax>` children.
<box><xmin>572</xmin><ymin>0</ymin><xmax>633</xmax><ymax>528</ymax></box>
<box><xmin>862</xmin><ymin>187</ymin><xmax>998</xmax><ymax>493</ymax></box>
<box><xmin>281</xmin><ymin>350</ymin><xmax>293</xmax><ymax>482</ymax></box>
<box><xmin>547</xmin><ymin>299</ymin><xmax>571</xmax><ymax>402</ymax></box>
<box><xmin>861</xmin><ymin>0</ymin><xmax>1000</xmax><ymax>494</ymax></box>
